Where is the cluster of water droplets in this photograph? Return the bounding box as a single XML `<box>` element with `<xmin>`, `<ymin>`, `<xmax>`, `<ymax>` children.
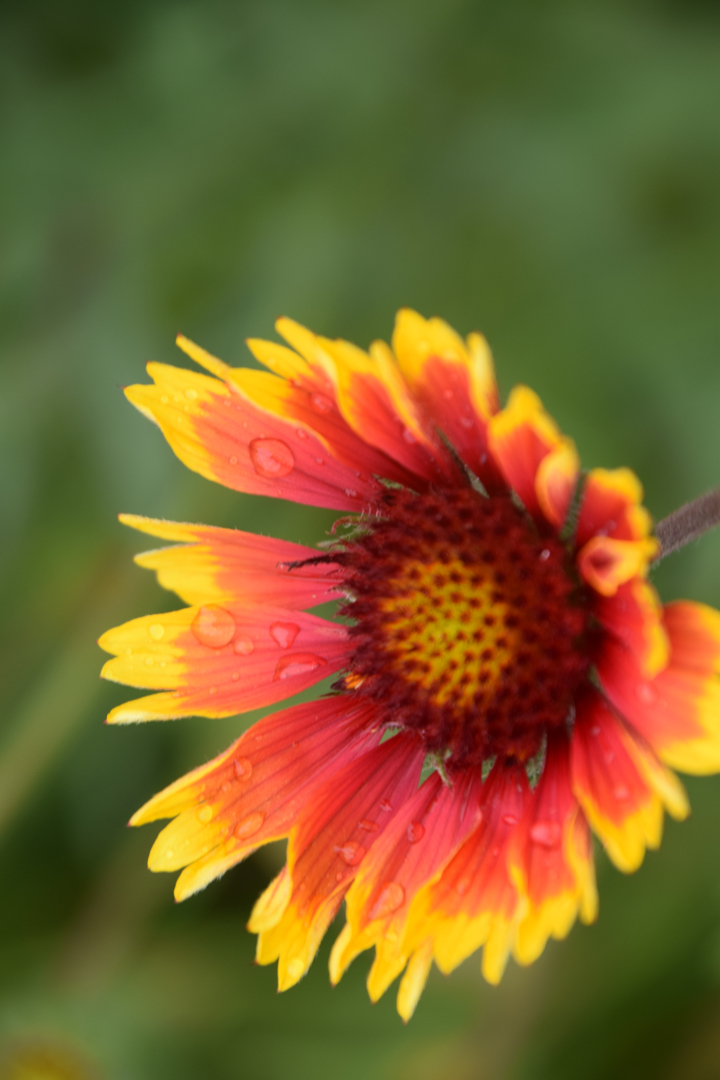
<box><xmin>183</xmin><ymin>603</ymin><xmax>326</xmax><ymax>685</ymax></box>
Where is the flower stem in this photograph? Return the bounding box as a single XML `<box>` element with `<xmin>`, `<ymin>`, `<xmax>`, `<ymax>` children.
<box><xmin>655</xmin><ymin>486</ymin><xmax>720</xmax><ymax>559</ymax></box>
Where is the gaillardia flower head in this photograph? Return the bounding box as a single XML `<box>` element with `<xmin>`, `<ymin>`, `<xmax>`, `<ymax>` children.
<box><xmin>101</xmin><ymin>311</ymin><xmax>720</xmax><ymax>1019</ymax></box>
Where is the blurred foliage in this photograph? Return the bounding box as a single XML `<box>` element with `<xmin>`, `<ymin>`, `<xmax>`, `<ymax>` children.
<box><xmin>1</xmin><ymin>1</ymin><xmax>720</xmax><ymax>1077</ymax></box>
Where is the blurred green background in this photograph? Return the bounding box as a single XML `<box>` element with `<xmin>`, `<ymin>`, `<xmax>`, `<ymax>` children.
<box><xmin>2</xmin><ymin>1</ymin><xmax>720</xmax><ymax>1077</ymax></box>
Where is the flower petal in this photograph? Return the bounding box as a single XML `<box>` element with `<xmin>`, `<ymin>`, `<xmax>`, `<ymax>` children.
<box><xmin>131</xmin><ymin>697</ymin><xmax>380</xmax><ymax>899</ymax></box>
<box><xmin>390</xmin><ymin>309</ymin><xmax>503</xmax><ymax>489</ymax></box>
<box><xmin>535</xmin><ymin>439</ymin><xmax>581</xmax><ymax>531</ymax></box>
<box><xmin>571</xmin><ymin>689</ymin><xmax>688</xmax><ymax>873</ymax></box>
<box><xmin>99</xmin><ymin>604</ymin><xmax>350</xmax><ymax>722</ymax></box>
<box><xmin>597</xmin><ymin>601</ymin><xmax>720</xmax><ymax>774</ymax></box>
<box><xmin>575</xmin><ymin>467</ymin><xmax>653</xmax><ymax>549</ymax></box>
<box><xmin>487</xmin><ymin>386</ymin><xmax>569</xmax><ymax>526</ymax></box>
<box><xmin>274</xmin><ymin>319</ymin><xmax>458</xmax><ymax>485</ymax></box>
<box><xmin>119</xmin><ymin>514</ymin><xmax>342</xmax><ymax>609</ymax></box>
<box><xmin>513</xmin><ymin>732</ymin><xmax>598</xmax><ymax>967</ymax></box>
<box><xmin>252</xmin><ymin>732</ymin><xmax>425</xmax><ymax>991</ymax></box>
<box><xmin>329</xmin><ymin>767</ymin><xmax>483</xmax><ymax>1003</ymax></box>
<box><xmin>125</xmin><ymin>356</ymin><xmax>379</xmax><ymax>512</ymax></box>
<box><xmin>401</xmin><ymin>763</ymin><xmax>530</xmax><ymax>987</ymax></box>
<box><xmin>396</xmin><ymin>939</ymin><xmax>435</xmax><ymax>1023</ymax></box>
<box><xmin>211</xmin><ymin>350</ymin><xmax>419</xmax><ymax>490</ymax></box>
<box><xmin>577</xmin><ymin>536</ymin><xmax>659</xmax><ymax>597</ymax></box>
<box><xmin>592</xmin><ymin>577</ymin><xmax>669</xmax><ymax>679</ymax></box>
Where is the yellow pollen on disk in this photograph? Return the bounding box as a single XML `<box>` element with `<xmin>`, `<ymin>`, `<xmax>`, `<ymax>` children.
<box><xmin>378</xmin><ymin>557</ymin><xmax>518</xmax><ymax>709</ymax></box>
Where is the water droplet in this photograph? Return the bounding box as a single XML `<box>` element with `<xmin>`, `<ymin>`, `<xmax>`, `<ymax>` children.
<box><xmin>148</xmin><ymin>622</ymin><xmax>165</xmax><ymax>641</ymax></box>
<box><xmin>402</xmin><ymin>427</ymin><xmax>417</xmax><ymax>444</ymax></box>
<box><xmin>590</xmin><ymin>725</ymin><xmax>601</xmax><ymax>736</ymax></box>
<box><xmin>221</xmin><ymin>782</ymin><xmax>231</xmax><ymax>793</ymax></box>
<box><xmin>165</xmin><ymin>848</ymin><xmax>174</xmax><ymax>860</ymax></box>
<box><xmin>160</xmin><ymin>394</ymin><xmax>169</xmax><ymax>404</ymax></box>
<box><xmin>269</xmin><ymin>622</ymin><xmax>300</xmax><ymax>649</ymax></box>
<box><xmin>334</xmin><ymin>841</ymin><xmax>366</xmax><ymax>866</ymax></box>
<box><xmin>249</xmin><ymin>438</ymin><xmax>295</xmax><ymax>478</ymax></box>
<box><xmin>530</xmin><ymin>821</ymin><xmax>562</xmax><ymax>848</ymax></box>
<box><xmin>315</xmin><ymin>457</ymin><xmax>325</xmax><ymax>466</ymax></box>
<box><xmin>198</xmin><ymin>805</ymin><xmax>213</xmax><ymax>823</ymax></box>
<box><xmin>235</xmin><ymin>811</ymin><xmax>265</xmax><ymax>840</ymax></box>
<box><xmin>145</xmin><ymin>656</ymin><xmax>154</xmax><ymax>666</ymax></box>
<box><xmin>232</xmin><ymin>672</ymin><xmax>240</xmax><ymax>681</ymax></box>
<box><xmin>310</xmin><ymin>393</ymin><xmax>333</xmax><ymax>414</ymax></box>
<box><xmin>287</xmin><ymin>958</ymin><xmax>305</xmax><ymax>980</ymax></box>
<box><xmin>234</xmin><ymin>635</ymin><xmax>255</xmax><ymax>655</ymax></box>
<box><xmin>209</xmin><ymin>686</ymin><xmax>217</xmax><ymax>695</ymax></box>
<box><xmin>442</xmin><ymin>388</ymin><xmax>453</xmax><ymax>400</ymax></box>
<box><xmin>407</xmin><ymin>821</ymin><xmax>425</xmax><ymax>843</ymax></box>
<box><xmin>345</xmin><ymin>488</ymin><xmax>358</xmax><ymax>498</ymax></box>
<box><xmin>613</xmin><ymin>785</ymin><xmax>630</xmax><ymax>801</ymax></box>
<box><xmin>369</xmin><ymin>882</ymin><xmax>405</xmax><ymax>919</ymax></box>
<box><xmin>358</xmin><ymin>818</ymin><xmax>379</xmax><ymax>832</ymax></box>
<box><xmin>460</xmin><ymin>416</ymin><xmax>474</xmax><ymax>429</ymax></box>
<box><xmin>335</xmin><ymin>870</ymin><xmax>345</xmax><ymax>882</ymax></box>
<box><xmin>185</xmin><ymin>387</ymin><xmax>198</xmax><ymax>400</ymax></box>
<box><xmin>233</xmin><ymin>757</ymin><xmax>252</xmax><ymax>781</ymax></box>
<box><xmin>229</xmin><ymin>455</ymin><xmax>238</xmax><ymax>465</ymax></box>
<box><xmin>379</xmin><ymin>799</ymin><xmax>393</xmax><ymax>813</ymax></box>
<box><xmin>192</xmin><ymin>605</ymin><xmax>236</xmax><ymax>648</ymax></box>
<box><xmin>539</xmin><ymin>549</ymin><xmax>551</xmax><ymax>561</ymax></box>
<box><xmin>296</xmin><ymin>428</ymin><xmax>308</xmax><ymax>439</ymax></box>
<box><xmin>501</xmin><ymin>814</ymin><xmax>519</xmax><ymax>826</ymax></box>
<box><xmin>273</xmin><ymin>653</ymin><xmax>327</xmax><ymax>680</ymax></box>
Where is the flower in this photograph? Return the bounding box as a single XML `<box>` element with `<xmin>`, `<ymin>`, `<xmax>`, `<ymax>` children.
<box><xmin>100</xmin><ymin>310</ymin><xmax>720</xmax><ymax>1020</ymax></box>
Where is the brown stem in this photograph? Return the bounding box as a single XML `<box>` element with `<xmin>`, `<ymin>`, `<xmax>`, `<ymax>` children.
<box><xmin>655</xmin><ymin>486</ymin><xmax>720</xmax><ymax>560</ymax></box>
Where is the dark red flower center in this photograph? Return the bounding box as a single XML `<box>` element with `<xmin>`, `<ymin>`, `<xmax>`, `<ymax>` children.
<box><xmin>340</xmin><ymin>486</ymin><xmax>590</xmax><ymax>767</ymax></box>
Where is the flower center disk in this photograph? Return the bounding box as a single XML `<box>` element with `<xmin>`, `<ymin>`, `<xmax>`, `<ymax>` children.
<box><xmin>341</xmin><ymin>487</ymin><xmax>590</xmax><ymax>766</ymax></box>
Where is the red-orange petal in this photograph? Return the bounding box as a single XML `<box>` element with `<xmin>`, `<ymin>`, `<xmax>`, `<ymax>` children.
<box><xmin>252</xmin><ymin>732</ymin><xmax>425</xmax><ymax>990</ymax></box>
<box><xmin>571</xmin><ymin>689</ymin><xmax>688</xmax><ymax>873</ymax></box>
<box><xmin>99</xmin><ymin>603</ymin><xmax>350</xmax><ymax>723</ymax></box>
<box><xmin>535</xmin><ymin>439</ymin><xmax>581</xmax><ymax>530</ymax></box>
<box><xmin>592</xmin><ymin>577</ymin><xmax>669</xmax><ymax>679</ymax></box>
<box><xmin>402</xmin><ymin>762</ymin><xmax>530</xmax><ymax>986</ymax></box>
<box><xmin>574</xmin><ymin>467</ymin><xmax>652</xmax><ymax>550</ymax></box>
<box><xmin>132</xmin><ymin>697</ymin><xmax>381</xmax><ymax>899</ymax></box>
<box><xmin>391</xmin><ymin>309</ymin><xmax>503</xmax><ymax>491</ymax></box>
<box><xmin>120</xmin><ymin>514</ymin><xmax>343</xmax><ymax>610</ymax></box>
<box><xmin>224</xmin><ymin>364</ymin><xmax>421</xmax><ymax>491</ymax></box>
<box><xmin>577</xmin><ymin>535</ymin><xmax>659</xmax><ymax>597</ymax></box>
<box><xmin>487</xmin><ymin>387</ymin><xmax>569</xmax><ymax>526</ymax></box>
<box><xmin>329</xmin><ymin>766</ymin><xmax>483</xmax><ymax>1003</ymax></box>
<box><xmin>513</xmin><ymin>732</ymin><xmax>597</xmax><ymax>967</ymax></box>
<box><xmin>125</xmin><ymin>358</ymin><xmax>380</xmax><ymax>512</ymax></box>
<box><xmin>275</xmin><ymin>320</ymin><xmax>458</xmax><ymax>486</ymax></box>
<box><xmin>597</xmin><ymin>601</ymin><xmax>720</xmax><ymax>774</ymax></box>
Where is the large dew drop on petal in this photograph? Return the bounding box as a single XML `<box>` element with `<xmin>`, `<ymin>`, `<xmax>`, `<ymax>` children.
<box><xmin>269</xmin><ymin>622</ymin><xmax>300</xmax><ymax>649</ymax></box>
<box><xmin>273</xmin><ymin>653</ymin><xmax>327</xmax><ymax>680</ymax></box>
<box><xmin>192</xmin><ymin>605</ymin><xmax>236</xmax><ymax>648</ymax></box>
<box><xmin>249</xmin><ymin>438</ymin><xmax>295</xmax><ymax>478</ymax></box>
